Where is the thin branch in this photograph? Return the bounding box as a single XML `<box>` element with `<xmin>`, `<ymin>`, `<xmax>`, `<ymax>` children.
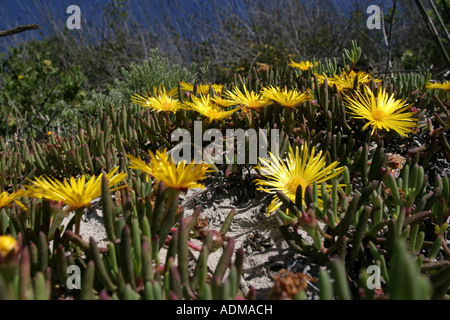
<box><xmin>415</xmin><ymin>0</ymin><xmax>450</xmax><ymax>68</ymax></box>
<box><xmin>0</xmin><ymin>24</ymin><xmax>42</xmax><ymax>38</ymax></box>
<box><xmin>382</xmin><ymin>0</ymin><xmax>398</xmax><ymax>74</ymax></box>
<box><xmin>23</xmin><ymin>82</ymin><xmax>59</xmax><ymax>137</ymax></box>
<box><xmin>429</xmin><ymin>0</ymin><xmax>450</xmax><ymax>41</ymax></box>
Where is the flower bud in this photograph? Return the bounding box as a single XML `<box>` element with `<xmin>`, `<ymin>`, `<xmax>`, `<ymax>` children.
<box><xmin>210</xmin><ymin>230</ymin><xmax>224</xmax><ymax>252</ymax></box>
<box><xmin>0</xmin><ymin>236</ymin><xmax>18</xmax><ymax>261</ymax></box>
<box><xmin>0</xmin><ymin>236</ymin><xmax>19</xmax><ymax>281</ymax></box>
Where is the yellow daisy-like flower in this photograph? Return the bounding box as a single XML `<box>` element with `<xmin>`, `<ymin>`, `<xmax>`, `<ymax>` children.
<box><xmin>26</xmin><ymin>167</ymin><xmax>127</xmax><ymax>211</ymax></box>
<box><xmin>255</xmin><ymin>143</ymin><xmax>344</xmax><ymax>214</ymax></box>
<box><xmin>131</xmin><ymin>85</ymin><xmax>182</xmax><ymax>113</ymax></box>
<box><xmin>127</xmin><ymin>149</ymin><xmax>212</xmax><ymax>192</ymax></box>
<box><xmin>316</xmin><ymin>70</ymin><xmax>380</xmax><ymax>95</ymax></box>
<box><xmin>261</xmin><ymin>86</ymin><xmax>314</xmax><ymax>108</ymax></box>
<box><xmin>344</xmin><ymin>86</ymin><xmax>418</xmax><ymax>137</ymax></box>
<box><xmin>184</xmin><ymin>94</ymin><xmax>239</xmax><ymax>122</ymax></box>
<box><xmin>0</xmin><ymin>189</ymin><xmax>28</xmax><ymax>210</ymax></box>
<box><xmin>0</xmin><ymin>235</ymin><xmax>19</xmax><ymax>259</ymax></box>
<box><xmin>288</xmin><ymin>59</ymin><xmax>316</xmax><ymax>71</ymax></box>
<box><xmin>146</xmin><ymin>94</ymin><xmax>183</xmax><ymax>114</ymax></box>
<box><xmin>224</xmin><ymin>85</ymin><xmax>272</xmax><ymax>111</ymax></box>
<box><xmin>210</xmin><ymin>96</ymin><xmax>238</xmax><ymax>107</ymax></box>
<box><xmin>426</xmin><ymin>81</ymin><xmax>450</xmax><ymax>90</ymax></box>
<box><xmin>127</xmin><ymin>149</ymin><xmax>169</xmax><ymax>182</ymax></box>
<box><xmin>180</xmin><ymin>81</ymin><xmax>224</xmax><ymax>95</ymax></box>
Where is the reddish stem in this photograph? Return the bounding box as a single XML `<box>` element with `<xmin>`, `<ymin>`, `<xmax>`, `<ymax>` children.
<box><xmin>164</xmin><ymin>233</ymin><xmax>202</xmax><ymax>251</ymax></box>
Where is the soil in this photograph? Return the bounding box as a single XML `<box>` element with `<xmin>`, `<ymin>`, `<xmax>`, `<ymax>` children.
<box><xmin>180</xmin><ymin>185</ymin><xmax>321</xmax><ymax>300</ymax></box>
<box><xmin>67</xmin><ymin>173</ymin><xmax>322</xmax><ymax>300</ymax></box>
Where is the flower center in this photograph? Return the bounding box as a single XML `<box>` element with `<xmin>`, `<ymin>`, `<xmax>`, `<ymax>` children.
<box><xmin>299</xmin><ymin>63</ymin><xmax>312</xmax><ymax>71</ymax></box>
<box><xmin>248</xmin><ymin>100</ymin><xmax>261</xmax><ymax>109</ymax></box>
<box><xmin>207</xmin><ymin>110</ymin><xmax>220</xmax><ymax>119</ymax></box>
<box><xmin>161</xmin><ymin>100</ymin><xmax>177</xmax><ymax>110</ymax></box>
<box><xmin>372</xmin><ymin>109</ymin><xmax>386</xmax><ymax>122</ymax></box>
<box><xmin>286</xmin><ymin>175</ymin><xmax>307</xmax><ymax>196</ymax></box>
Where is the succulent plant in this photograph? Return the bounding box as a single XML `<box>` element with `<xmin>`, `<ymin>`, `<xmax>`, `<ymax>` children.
<box><xmin>0</xmin><ymin>39</ymin><xmax>449</xmax><ymax>301</ymax></box>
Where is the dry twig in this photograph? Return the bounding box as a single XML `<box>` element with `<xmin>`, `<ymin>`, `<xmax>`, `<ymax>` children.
<box><xmin>0</xmin><ymin>24</ymin><xmax>42</xmax><ymax>38</ymax></box>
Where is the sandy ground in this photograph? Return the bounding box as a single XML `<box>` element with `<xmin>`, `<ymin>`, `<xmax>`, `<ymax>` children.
<box><xmin>66</xmin><ymin>187</ymin><xmax>320</xmax><ymax>299</ymax></box>
<box><xmin>183</xmin><ymin>193</ymin><xmax>321</xmax><ymax>299</ymax></box>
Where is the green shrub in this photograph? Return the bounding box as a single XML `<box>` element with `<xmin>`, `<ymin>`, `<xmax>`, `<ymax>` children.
<box><xmin>82</xmin><ymin>48</ymin><xmax>197</xmax><ymax>114</ymax></box>
<box><xmin>0</xmin><ymin>43</ymin><xmax>88</xmax><ymax>138</ymax></box>
<box><xmin>0</xmin><ymin>45</ymin><xmax>196</xmax><ymax>138</ymax></box>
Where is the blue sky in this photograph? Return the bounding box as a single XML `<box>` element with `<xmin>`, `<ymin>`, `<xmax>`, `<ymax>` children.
<box><xmin>1</xmin><ymin>0</ymin><xmax>85</xmax><ymax>27</ymax></box>
<box><xmin>0</xmin><ymin>0</ymin><xmax>394</xmax><ymax>45</ymax></box>
<box><xmin>0</xmin><ymin>0</ymin><xmax>393</xmax><ymax>27</ymax></box>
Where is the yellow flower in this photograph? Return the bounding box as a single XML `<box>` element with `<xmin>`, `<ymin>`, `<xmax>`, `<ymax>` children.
<box><xmin>316</xmin><ymin>70</ymin><xmax>380</xmax><ymax>95</ymax></box>
<box><xmin>261</xmin><ymin>86</ymin><xmax>314</xmax><ymax>108</ymax></box>
<box><xmin>131</xmin><ymin>85</ymin><xmax>182</xmax><ymax>113</ymax></box>
<box><xmin>180</xmin><ymin>81</ymin><xmax>223</xmax><ymax>95</ymax></box>
<box><xmin>224</xmin><ymin>85</ymin><xmax>272</xmax><ymax>111</ymax></box>
<box><xmin>0</xmin><ymin>189</ymin><xmax>28</xmax><ymax>210</ymax></box>
<box><xmin>127</xmin><ymin>149</ymin><xmax>169</xmax><ymax>182</ymax></box>
<box><xmin>426</xmin><ymin>81</ymin><xmax>450</xmax><ymax>90</ymax></box>
<box><xmin>255</xmin><ymin>143</ymin><xmax>344</xmax><ymax>214</ymax></box>
<box><xmin>127</xmin><ymin>149</ymin><xmax>212</xmax><ymax>192</ymax></box>
<box><xmin>0</xmin><ymin>236</ymin><xmax>18</xmax><ymax>259</ymax></box>
<box><xmin>26</xmin><ymin>167</ymin><xmax>127</xmax><ymax>211</ymax></box>
<box><xmin>184</xmin><ymin>94</ymin><xmax>239</xmax><ymax>122</ymax></box>
<box><xmin>18</xmin><ymin>75</ymin><xmax>24</xmax><ymax>80</ymax></box>
<box><xmin>288</xmin><ymin>59</ymin><xmax>316</xmax><ymax>71</ymax></box>
<box><xmin>210</xmin><ymin>96</ymin><xmax>238</xmax><ymax>107</ymax></box>
<box><xmin>145</xmin><ymin>94</ymin><xmax>183</xmax><ymax>114</ymax></box>
<box><xmin>344</xmin><ymin>86</ymin><xmax>418</xmax><ymax>137</ymax></box>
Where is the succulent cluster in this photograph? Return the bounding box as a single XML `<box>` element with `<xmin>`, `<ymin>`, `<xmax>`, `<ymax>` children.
<box><xmin>0</xmin><ymin>41</ymin><xmax>449</xmax><ymax>300</ymax></box>
<box><xmin>0</xmin><ymin>171</ymin><xmax>242</xmax><ymax>300</ymax></box>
